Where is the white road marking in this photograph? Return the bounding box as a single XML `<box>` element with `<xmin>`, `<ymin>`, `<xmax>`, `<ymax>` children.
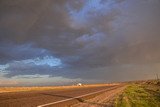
<box><xmin>37</xmin><ymin>86</ymin><xmax>118</xmax><ymax>107</ymax></box>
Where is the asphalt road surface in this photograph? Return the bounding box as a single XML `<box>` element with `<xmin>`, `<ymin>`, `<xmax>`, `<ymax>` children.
<box><xmin>0</xmin><ymin>85</ymin><xmax>122</xmax><ymax>107</ymax></box>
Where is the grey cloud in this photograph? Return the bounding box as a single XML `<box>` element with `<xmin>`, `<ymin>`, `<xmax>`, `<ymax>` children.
<box><xmin>0</xmin><ymin>0</ymin><xmax>160</xmax><ymax>82</ymax></box>
<box><xmin>0</xmin><ymin>0</ymin><xmax>120</xmax><ymax>65</ymax></box>
<box><xmin>0</xmin><ymin>43</ymin><xmax>50</xmax><ymax>64</ymax></box>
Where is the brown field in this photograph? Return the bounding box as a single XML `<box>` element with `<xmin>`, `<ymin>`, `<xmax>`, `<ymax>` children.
<box><xmin>0</xmin><ymin>83</ymin><xmax>119</xmax><ymax>93</ymax></box>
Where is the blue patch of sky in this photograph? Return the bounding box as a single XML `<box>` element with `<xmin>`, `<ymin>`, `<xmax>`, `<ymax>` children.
<box><xmin>0</xmin><ymin>64</ymin><xmax>9</xmax><ymax>72</ymax></box>
<box><xmin>0</xmin><ymin>56</ymin><xmax>62</xmax><ymax>73</ymax></box>
<box><xmin>16</xmin><ymin>56</ymin><xmax>62</xmax><ymax>67</ymax></box>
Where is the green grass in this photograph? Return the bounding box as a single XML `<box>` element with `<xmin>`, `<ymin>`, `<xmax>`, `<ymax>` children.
<box><xmin>115</xmin><ymin>83</ymin><xmax>160</xmax><ymax>107</ymax></box>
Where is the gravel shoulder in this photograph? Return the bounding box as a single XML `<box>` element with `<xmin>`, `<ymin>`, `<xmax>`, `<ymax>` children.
<box><xmin>71</xmin><ymin>85</ymin><xmax>126</xmax><ymax>107</ymax></box>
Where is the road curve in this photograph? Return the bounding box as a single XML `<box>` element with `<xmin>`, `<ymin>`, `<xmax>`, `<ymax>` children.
<box><xmin>0</xmin><ymin>85</ymin><xmax>122</xmax><ymax>107</ymax></box>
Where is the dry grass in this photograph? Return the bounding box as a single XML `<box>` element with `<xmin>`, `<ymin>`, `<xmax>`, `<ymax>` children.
<box><xmin>0</xmin><ymin>83</ymin><xmax>119</xmax><ymax>93</ymax></box>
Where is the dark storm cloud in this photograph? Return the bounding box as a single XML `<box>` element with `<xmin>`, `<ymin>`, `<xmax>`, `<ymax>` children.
<box><xmin>0</xmin><ymin>0</ymin><xmax>120</xmax><ymax>64</ymax></box>
<box><xmin>0</xmin><ymin>0</ymin><xmax>160</xmax><ymax>82</ymax></box>
<box><xmin>0</xmin><ymin>43</ymin><xmax>50</xmax><ymax>64</ymax></box>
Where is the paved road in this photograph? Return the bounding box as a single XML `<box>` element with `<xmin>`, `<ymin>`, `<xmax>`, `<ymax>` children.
<box><xmin>0</xmin><ymin>85</ymin><xmax>122</xmax><ymax>107</ymax></box>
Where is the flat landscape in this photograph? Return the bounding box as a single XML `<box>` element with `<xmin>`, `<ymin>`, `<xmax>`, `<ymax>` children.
<box><xmin>0</xmin><ymin>81</ymin><xmax>159</xmax><ymax>107</ymax></box>
<box><xmin>0</xmin><ymin>84</ymin><xmax>122</xmax><ymax>107</ymax></box>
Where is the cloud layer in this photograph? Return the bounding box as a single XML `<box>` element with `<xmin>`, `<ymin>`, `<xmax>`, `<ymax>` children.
<box><xmin>0</xmin><ymin>0</ymin><xmax>160</xmax><ymax>85</ymax></box>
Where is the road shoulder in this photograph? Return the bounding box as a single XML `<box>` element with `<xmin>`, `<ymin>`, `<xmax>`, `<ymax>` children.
<box><xmin>71</xmin><ymin>85</ymin><xmax>126</xmax><ymax>107</ymax></box>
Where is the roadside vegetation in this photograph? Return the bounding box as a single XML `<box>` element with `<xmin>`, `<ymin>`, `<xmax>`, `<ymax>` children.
<box><xmin>115</xmin><ymin>80</ymin><xmax>160</xmax><ymax>107</ymax></box>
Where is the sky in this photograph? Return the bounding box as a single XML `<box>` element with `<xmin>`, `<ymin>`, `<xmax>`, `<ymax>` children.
<box><xmin>0</xmin><ymin>0</ymin><xmax>160</xmax><ymax>86</ymax></box>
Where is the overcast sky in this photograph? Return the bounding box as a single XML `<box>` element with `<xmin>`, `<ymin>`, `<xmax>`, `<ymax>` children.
<box><xmin>0</xmin><ymin>0</ymin><xmax>160</xmax><ymax>86</ymax></box>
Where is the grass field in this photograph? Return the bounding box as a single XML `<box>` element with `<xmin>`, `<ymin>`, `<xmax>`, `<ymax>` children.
<box><xmin>115</xmin><ymin>81</ymin><xmax>160</xmax><ymax>107</ymax></box>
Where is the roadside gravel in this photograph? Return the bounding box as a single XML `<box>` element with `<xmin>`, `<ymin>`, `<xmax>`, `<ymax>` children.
<box><xmin>71</xmin><ymin>86</ymin><xmax>126</xmax><ymax>107</ymax></box>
